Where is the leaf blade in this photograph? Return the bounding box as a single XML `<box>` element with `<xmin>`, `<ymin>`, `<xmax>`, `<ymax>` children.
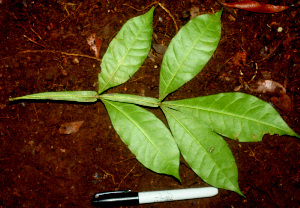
<box><xmin>159</xmin><ymin>10</ymin><xmax>222</xmax><ymax>101</ymax></box>
<box><xmin>163</xmin><ymin>92</ymin><xmax>299</xmax><ymax>142</ymax></box>
<box><xmin>9</xmin><ymin>91</ymin><xmax>98</xmax><ymax>102</ymax></box>
<box><xmin>98</xmin><ymin>7</ymin><xmax>154</xmax><ymax>94</ymax></box>
<box><xmin>103</xmin><ymin>100</ymin><xmax>180</xmax><ymax>179</ymax></box>
<box><xmin>162</xmin><ymin>107</ymin><xmax>243</xmax><ymax>196</ymax></box>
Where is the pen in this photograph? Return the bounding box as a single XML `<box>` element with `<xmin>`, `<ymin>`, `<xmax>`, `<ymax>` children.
<box><xmin>91</xmin><ymin>187</ymin><xmax>218</xmax><ymax>207</ymax></box>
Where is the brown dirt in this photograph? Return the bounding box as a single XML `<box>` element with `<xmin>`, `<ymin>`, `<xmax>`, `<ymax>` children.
<box><xmin>0</xmin><ymin>0</ymin><xmax>299</xmax><ymax>207</ymax></box>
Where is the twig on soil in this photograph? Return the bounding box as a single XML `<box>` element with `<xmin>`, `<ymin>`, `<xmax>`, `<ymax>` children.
<box><xmin>29</xmin><ymin>27</ymin><xmax>43</xmax><ymax>40</ymax></box>
<box><xmin>100</xmin><ymin>167</ymin><xmax>116</xmax><ymax>185</ymax></box>
<box><xmin>245</xmin><ymin>149</ymin><xmax>261</xmax><ymax>162</ymax></box>
<box><xmin>124</xmin><ymin>2</ymin><xmax>179</xmax><ymax>33</ymax></box>
<box><xmin>1</xmin><ymin>50</ymin><xmax>101</xmax><ymax>62</ymax></box>
<box><xmin>32</xmin><ymin>103</ymin><xmax>39</xmax><ymax>121</ymax></box>
<box><xmin>9</xmin><ymin>12</ymin><xmax>29</xmax><ymax>32</ymax></box>
<box><xmin>23</xmin><ymin>35</ymin><xmax>47</xmax><ymax>48</ymax></box>
<box><xmin>116</xmin><ymin>162</ymin><xmax>138</xmax><ymax>191</ymax></box>
<box><xmin>123</xmin><ymin>3</ymin><xmax>154</xmax><ymax>12</ymax></box>
<box><xmin>113</xmin><ymin>157</ymin><xmax>136</xmax><ymax>165</ymax></box>
<box><xmin>215</xmin><ymin>0</ymin><xmax>237</xmax><ymax>18</ymax></box>
<box><xmin>60</xmin><ymin>2</ymin><xmax>82</xmax><ymax>23</ymax></box>
<box><xmin>256</xmin><ymin>41</ymin><xmax>282</xmax><ymax>63</ymax></box>
<box><xmin>248</xmin><ymin>62</ymin><xmax>258</xmax><ymax>83</ymax></box>
<box><xmin>10</xmin><ymin>12</ymin><xmax>45</xmax><ymax>42</ymax></box>
<box><xmin>156</xmin><ymin>2</ymin><xmax>178</xmax><ymax>33</ymax></box>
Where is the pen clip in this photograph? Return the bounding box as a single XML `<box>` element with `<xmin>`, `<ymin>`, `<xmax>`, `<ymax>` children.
<box><xmin>92</xmin><ymin>190</ymin><xmax>139</xmax><ymax>207</ymax></box>
<box><xmin>93</xmin><ymin>190</ymin><xmax>132</xmax><ymax>199</ymax></box>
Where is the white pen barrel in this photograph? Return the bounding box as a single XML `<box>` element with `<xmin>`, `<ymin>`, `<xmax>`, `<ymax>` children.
<box><xmin>138</xmin><ymin>187</ymin><xmax>218</xmax><ymax>204</ymax></box>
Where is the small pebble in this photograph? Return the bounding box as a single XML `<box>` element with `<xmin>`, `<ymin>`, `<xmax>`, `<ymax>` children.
<box><xmin>73</xmin><ymin>57</ymin><xmax>80</xmax><ymax>64</ymax></box>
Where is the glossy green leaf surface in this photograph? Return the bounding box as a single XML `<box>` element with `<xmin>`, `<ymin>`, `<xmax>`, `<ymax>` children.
<box><xmin>163</xmin><ymin>92</ymin><xmax>299</xmax><ymax>142</ymax></box>
<box><xmin>98</xmin><ymin>7</ymin><xmax>154</xmax><ymax>94</ymax></box>
<box><xmin>9</xmin><ymin>91</ymin><xmax>98</xmax><ymax>102</ymax></box>
<box><xmin>103</xmin><ymin>100</ymin><xmax>180</xmax><ymax>179</ymax></box>
<box><xmin>100</xmin><ymin>93</ymin><xmax>160</xmax><ymax>107</ymax></box>
<box><xmin>162</xmin><ymin>107</ymin><xmax>243</xmax><ymax>196</ymax></box>
<box><xmin>159</xmin><ymin>10</ymin><xmax>222</xmax><ymax>101</ymax></box>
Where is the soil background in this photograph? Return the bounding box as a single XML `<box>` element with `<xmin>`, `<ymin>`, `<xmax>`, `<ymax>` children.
<box><xmin>0</xmin><ymin>0</ymin><xmax>299</xmax><ymax>207</ymax></box>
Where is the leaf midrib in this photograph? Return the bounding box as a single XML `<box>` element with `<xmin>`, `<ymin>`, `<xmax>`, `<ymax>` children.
<box><xmin>165</xmin><ymin>102</ymin><xmax>287</xmax><ymax>132</ymax></box>
<box><xmin>31</xmin><ymin>95</ymin><xmax>95</xmax><ymax>98</ymax></box>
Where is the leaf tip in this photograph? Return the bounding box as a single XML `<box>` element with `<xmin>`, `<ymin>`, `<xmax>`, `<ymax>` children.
<box><xmin>231</xmin><ymin>185</ymin><xmax>245</xmax><ymax>197</ymax></box>
<box><xmin>149</xmin><ymin>6</ymin><xmax>155</xmax><ymax>13</ymax></box>
<box><xmin>216</xmin><ymin>8</ymin><xmax>223</xmax><ymax>18</ymax></box>
<box><xmin>232</xmin><ymin>183</ymin><xmax>245</xmax><ymax>197</ymax></box>
<box><xmin>294</xmin><ymin>132</ymin><xmax>300</xmax><ymax>139</ymax></box>
<box><xmin>144</xmin><ymin>6</ymin><xmax>155</xmax><ymax>19</ymax></box>
<box><xmin>239</xmin><ymin>192</ymin><xmax>246</xmax><ymax>198</ymax></box>
<box><xmin>172</xmin><ymin>172</ymin><xmax>181</xmax><ymax>182</ymax></box>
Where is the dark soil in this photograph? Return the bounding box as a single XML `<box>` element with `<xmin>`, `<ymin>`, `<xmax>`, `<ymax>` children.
<box><xmin>1</xmin><ymin>0</ymin><xmax>299</xmax><ymax>207</ymax></box>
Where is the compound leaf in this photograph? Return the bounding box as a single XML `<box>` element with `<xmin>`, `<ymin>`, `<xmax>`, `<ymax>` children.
<box><xmin>100</xmin><ymin>93</ymin><xmax>160</xmax><ymax>107</ymax></box>
<box><xmin>103</xmin><ymin>100</ymin><xmax>180</xmax><ymax>179</ymax></box>
<box><xmin>9</xmin><ymin>91</ymin><xmax>98</xmax><ymax>102</ymax></box>
<box><xmin>98</xmin><ymin>7</ymin><xmax>154</xmax><ymax>94</ymax></box>
<box><xmin>163</xmin><ymin>92</ymin><xmax>299</xmax><ymax>142</ymax></box>
<box><xmin>159</xmin><ymin>10</ymin><xmax>222</xmax><ymax>101</ymax></box>
<box><xmin>162</xmin><ymin>107</ymin><xmax>243</xmax><ymax>196</ymax></box>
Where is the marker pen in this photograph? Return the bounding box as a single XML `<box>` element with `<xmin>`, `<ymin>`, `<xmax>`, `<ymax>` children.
<box><xmin>91</xmin><ymin>187</ymin><xmax>218</xmax><ymax>207</ymax></box>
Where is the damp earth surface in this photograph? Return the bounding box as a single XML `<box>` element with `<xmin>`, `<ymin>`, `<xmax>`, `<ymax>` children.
<box><xmin>0</xmin><ymin>0</ymin><xmax>299</xmax><ymax>207</ymax></box>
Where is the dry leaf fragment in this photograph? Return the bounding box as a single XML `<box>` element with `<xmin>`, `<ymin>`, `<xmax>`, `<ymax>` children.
<box><xmin>249</xmin><ymin>80</ymin><xmax>291</xmax><ymax>114</ymax></box>
<box><xmin>232</xmin><ymin>51</ymin><xmax>247</xmax><ymax>67</ymax></box>
<box><xmin>86</xmin><ymin>33</ymin><xmax>96</xmax><ymax>46</ymax></box>
<box><xmin>58</xmin><ymin>121</ymin><xmax>84</xmax><ymax>134</ymax></box>
<box><xmin>153</xmin><ymin>44</ymin><xmax>168</xmax><ymax>55</ymax></box>
<box><xmin>94</xmin><ymin>38</ymin><xmax>102</xmax><ymax>58</ymax></box>
<box><xmin>222</xmin><ymin>1</ymin><xmax>289</xmax><ymax>13</ymax></box>
<box><xmin>190</xmin><ymin>6</ymin><xmax>200</xmax><ymax>19</ymax></box>
<box><xmin>270</xmin><ymin>94</ymin><xmax>292</xmax><ymax>115</ymax></box>
<box><xmin>86</xmin><ymin>33</ymin><xmax>102</xmax><ymax>58</ymax></box>
<box><xmin>228</xmin><ymin>14</ymin><xmax>236</xmax><ymax>21</ymax></box>
<box><xmin>250</xmin><ymin>80</ymin><xmax>286</xmax><ymax>94</ymax></box>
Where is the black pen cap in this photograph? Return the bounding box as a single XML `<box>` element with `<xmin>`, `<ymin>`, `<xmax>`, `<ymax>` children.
<box><xmin>91</xmin><ymin>190</ymin><xmax>139</xmax><ymax>207</ymax></box>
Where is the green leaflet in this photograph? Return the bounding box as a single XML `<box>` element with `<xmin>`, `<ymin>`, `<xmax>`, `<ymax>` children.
<box><xmin>100</xmin><ymin>93</ymin><xmax>160</xmax><ymax>107</ymax></box>
<box><xmin>159</xmin><ymin>10</ymin><xmax>222</xmax><ymax>101</ymax></box>
<box><xmin>162</xmin><ymin>107</ymin><xmax>243</xmax><ymax>196</ymax></box>
<box><xmin>9</xmin><ymin>91</ymin><xmax>98</xmax><ymax>102</ymax></box>
<box><xmin>162</xmin><ymin>92</ymin><xmax>300</xmax><ymax>142</ymax></box>
<box><xmin>98</xmin><ymin>7</ymin><xmax>154</xmax><ymax>94</ymax></box>
<box><xmin>102</xmin><ymin>100</ymin><xmax>180</xmax><ymax>180</ymax></box>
